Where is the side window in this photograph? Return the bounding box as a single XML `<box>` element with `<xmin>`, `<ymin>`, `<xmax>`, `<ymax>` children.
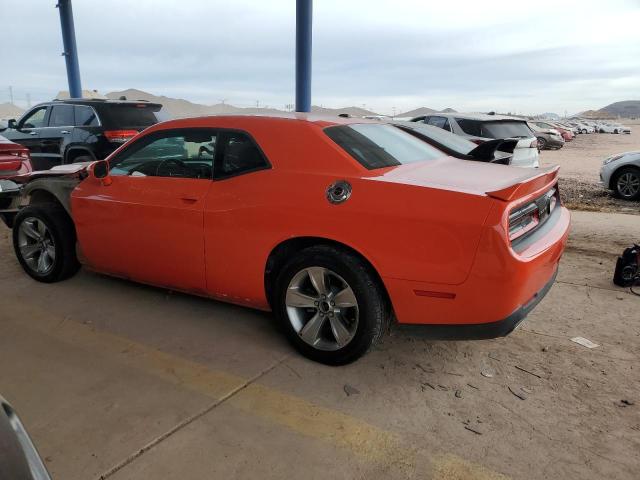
<box><xmin>216</xmin><ymin>131</ymin><xmax>269</xmax><ymax>179</ymax></box>
<box><xmin>49</xmin><ymin>105</ymin><xmax>75</xmax><ymax>127</ymax></box>
<box><xmin>19</xmin><ymin>107</ymin><xmax>48</xmax><ymax>129</ymax></box>
<box><xmin>109</xmin><ymin>129</ymin><xmax>216</xmax><ymax>179</ymax></box>
<box><xmin>455</xmin><ymin>118</ymin><xmax>482</xmax><ymax>137</ymax></box>
<box><xmin>74</xmin><ymin>106</ymin><xmax>99</xmax><ymax>126</ymax></box>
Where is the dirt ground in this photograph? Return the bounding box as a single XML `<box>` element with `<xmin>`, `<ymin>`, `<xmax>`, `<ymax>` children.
<box><xmin>539</xmin><ymin>127</ymin><xmax>639</xmax><ymax>215</ymax></box>
<box><xmin>1</xmin><ymin>202</ymin><xmax>640</xmax><ymax>479</ymax></box>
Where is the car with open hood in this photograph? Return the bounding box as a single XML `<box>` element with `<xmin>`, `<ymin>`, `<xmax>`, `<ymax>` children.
<box><xmin>1</xmin><ymin>114</ymin><xmax>570</xmax><ymax>364</ymax></box>
<box><xmin>391</xmin><ymin>121</ymin><xmax>516</xmax><ymax>165</ymax></box>
<box><xmin>410</xmin><ymin>113</ymin><xmax>540</xmax><ymax>168</ymax></box>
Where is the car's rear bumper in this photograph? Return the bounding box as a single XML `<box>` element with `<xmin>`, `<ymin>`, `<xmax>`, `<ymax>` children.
<box><xmin>397</xmin><ymin>267</ymin><xmax>557</xmax><ymax>339</ymax></box>
<box><xmin>384</xmin><ymin>205</ymin><xmax>570</xmax><ymax>333</ymax></box>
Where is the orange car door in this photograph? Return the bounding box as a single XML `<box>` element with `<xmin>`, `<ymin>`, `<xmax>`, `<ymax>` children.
<box><xmin>71</xmin><ymin>128</ymin><xmax>217</xmax><ymax>293</ymax></box>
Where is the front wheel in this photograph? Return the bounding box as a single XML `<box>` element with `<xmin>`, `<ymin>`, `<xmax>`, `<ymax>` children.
<box><xmin>537</xmin><ymin>137</ymin><xmax>546</xmax><ymax>151</ymax></box>
<box><xmin>613</xmin><ymin>167</ymin><xmax>640</xmax><ymax>201</ymax></box>
<box><xmin>274</xmin><ymin>245</ymin><xmax>389</xmax><ymax>365</ymax></box>
<box><xmin>12</xmin><ymin>204</ymin><xmax>80</xmax><ymax>282</ymax></box>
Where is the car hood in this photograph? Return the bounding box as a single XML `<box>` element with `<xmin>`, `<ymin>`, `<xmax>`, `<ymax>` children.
<box><xmin>367</xmin><ymin>157</ymin><xmax>558</xmax><ymax>200</ymax></box>
<box><xmin>9</xmin><ymin>162</ymin><xmax>91</xmax><ymax>184</ymax></box>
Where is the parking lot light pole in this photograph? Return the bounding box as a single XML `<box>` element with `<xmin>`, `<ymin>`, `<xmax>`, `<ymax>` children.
<box><xmin>295</xmin><ymin>0</ymin><xmax>312</xmax><ymax>112</ymax></box>
<box><xmin>57</xmin><ymin>0</ymin><xmax>82</xmax><ymax>98</ymax></box>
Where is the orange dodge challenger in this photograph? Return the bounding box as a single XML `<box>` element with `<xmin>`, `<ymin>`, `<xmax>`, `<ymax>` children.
<box><xmin>4</xmin><ymin>114</ymin><xmax>570</xmax><ymax>364</ymax></box>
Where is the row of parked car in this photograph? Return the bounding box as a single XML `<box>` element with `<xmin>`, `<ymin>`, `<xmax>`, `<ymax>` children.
<box><xmin>0</xmin><ymin>99</ymin><xmax>636</xmax><ymax>200</ymax></box>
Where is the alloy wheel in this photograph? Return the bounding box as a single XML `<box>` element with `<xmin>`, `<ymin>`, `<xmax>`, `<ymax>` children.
<box><xmin>17</xmin><ymin>217</ymin><xmax>56</xmax><ymax>275</ymax></box>
<box><xmin>617</xmin><ymin>172</ymin><xmax>640</xmax><ymax>199</ymax></box>
<box><xmin>285</xmin><ymin>267</ymin><xmax>359</xmax><ymax>351</ymax></box>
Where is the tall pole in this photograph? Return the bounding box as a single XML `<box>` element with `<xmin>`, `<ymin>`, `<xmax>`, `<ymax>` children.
<box><xmin>295</xmin><ymin>0</ymin><xmax>312</xmax><ymax>112</ymax></box>
<box><xmin>57</xmin><ymin>0</ymin><xmax>82</xmax><ymax>98</ymax></box>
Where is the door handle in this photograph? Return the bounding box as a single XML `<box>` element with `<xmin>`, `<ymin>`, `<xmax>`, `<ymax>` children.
<box><xmin>29</xmin><ymin>131</ymin><xmax>37</xmax><ymax>136</ymax></box>
<box><xmin>180</xmin><ymin>196</ymin><xmax>198</xmax><ymax>204</ymax></box>
<box><xmin>61</xmin><ymin>130</ymin><xmax>70</xmax><ymax>134</ymax></box>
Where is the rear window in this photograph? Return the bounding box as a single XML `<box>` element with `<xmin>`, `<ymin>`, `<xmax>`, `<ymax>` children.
<box><xmin>99</xmin><ymin>104</ymin><xmax>161</xmax><ymax>128</ymax></box>
<box><xmin>324</xmin><ymin>124</ymin><xmax>444</xmax><ymax>170</ymax></box>
<box><xmin>456</xmin><ymin>119</ymin><xmax>533</xmax><ymax>139</ymax></box>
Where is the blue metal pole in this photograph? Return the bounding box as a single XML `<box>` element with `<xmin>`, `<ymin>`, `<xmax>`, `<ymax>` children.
<box><xmin>57</xmin><ymin>0</ymin><xmax>82</xmax><ymax>98</ymax></box>
<box><xmin>295</xmin><ymin>0</ymin><xmax>312</xmax><ymax>112</ymax></box>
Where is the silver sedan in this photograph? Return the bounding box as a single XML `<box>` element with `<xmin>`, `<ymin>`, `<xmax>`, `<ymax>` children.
<box><xmin>600</xmin><ymin>151</ymin><xmax>640</xmax><ymax>201</ymax></box>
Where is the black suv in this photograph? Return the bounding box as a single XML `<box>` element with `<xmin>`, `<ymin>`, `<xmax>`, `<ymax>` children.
<box><xmin>0</xmin><ymin>99</ymin><xmax>163</xmax><ymax>170</ymax></box>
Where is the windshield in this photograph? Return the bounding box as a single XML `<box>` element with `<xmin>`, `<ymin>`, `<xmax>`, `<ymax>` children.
<box><xmin>397</xmin><ymin>123</ymin><xmax>476</xmax><ymax>155</ymax></box>
<box><xmin>324</xmin><ymin>123</ymin><xmax>445</xmax><ymax>169</ymax></box>
<box><xmin>456</xmin><ymin>119</ymin><xmax>533</xmax><ymax>139</ymax></box>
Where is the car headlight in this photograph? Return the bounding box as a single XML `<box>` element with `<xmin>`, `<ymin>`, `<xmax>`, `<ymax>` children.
<box><xmin>603</xmin><ymin>154</ymin><xmax>624</xmax><ymax>165</ymax></box>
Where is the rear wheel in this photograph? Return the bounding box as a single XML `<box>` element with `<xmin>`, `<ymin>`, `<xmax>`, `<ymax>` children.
<box><xmin>12</xmin><ymin>204</ymin><xmax>80</xmax><ymax>282</ymax></box>
<box><xmin>274</xmin><ymin>245</ymin><xmax>389</xmax><ymax>365</ymax></box>
<box><xmin>581</xmin><ymin>129</ymin><xmax>587</xmax><ymax>134</ymax></box>
<box><xmin>613</xmin><ymin>167</ymin><xmax>640</xmax><ymax>201</ymax></box>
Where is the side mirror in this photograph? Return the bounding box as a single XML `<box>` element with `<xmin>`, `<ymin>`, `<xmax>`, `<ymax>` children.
<box><xmin>6</xmin><ymin>119</ymin><xmax>17</xmax><ymax>130</ymax></box>
<box><xmin>88</xmin><ymin>160</ymin><xmax>112</xmax><ymax>185</ymax></box>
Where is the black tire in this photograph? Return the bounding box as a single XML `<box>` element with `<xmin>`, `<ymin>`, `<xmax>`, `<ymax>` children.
<box><xmin>273</xmin><ymin>245</ymin><xmax>389</xmax><ymax>365</ymax></box>
<box><xmin>12</xmin><ymin>203</ymin><xmax>80</xmax><ymax>282</ymax></box>
<box><xmin>537</xmin><ymin>137</ymin><xmax>546</xmax><ymax>150</ymax></box>
<box><xmin>612</xmin><ymin>167</ymin><xmax>640</xmax><ymax>201</ymax></box>
<box><xmin>614</xmin><ymin>129</ymin><xmax>619</xmax><ymax>134</ymax></box>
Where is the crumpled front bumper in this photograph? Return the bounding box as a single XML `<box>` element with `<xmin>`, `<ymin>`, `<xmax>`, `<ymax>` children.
<box><xmin>0</xmin><ymin>180</ymin><xmax>23</xmax><ymax>227</ymax></box>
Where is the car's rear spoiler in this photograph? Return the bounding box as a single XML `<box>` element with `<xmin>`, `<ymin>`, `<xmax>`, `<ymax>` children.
<box><xmin>468</xmin><ymin>138</ymin><xmax>518</xmax><ymax>162</ymax></box>
<box><xmin>486</xmin><ymin>166</ymin><xmax>560</xmax><ymax>201</ymax></box>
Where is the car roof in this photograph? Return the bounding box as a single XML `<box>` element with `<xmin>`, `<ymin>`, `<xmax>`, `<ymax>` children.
<box><xmin>432</xmin><ymin>112</ymin><xmax>527</xmax><ymax>122</ymax></box>
<box><xmin>35</xmin><ymin>99</ymin><xmax>163</xmax><ymax>108</ymax></box>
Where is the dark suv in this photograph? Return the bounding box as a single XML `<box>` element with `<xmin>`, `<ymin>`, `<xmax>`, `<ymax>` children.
<box><xmin>0</xmin><ymin>99</ymin><xmax>163</xmax><ymax>170</ymax></box>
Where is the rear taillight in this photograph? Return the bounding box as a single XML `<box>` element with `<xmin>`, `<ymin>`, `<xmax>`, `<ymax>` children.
<box><xmin>509</xmin><ymin>203</ymin><xmax>539</xmax><ymax>241</ymax></box>
<box><xmin>529</xmin><ymin>139</ymin><xmax>538</xmax><ymax>148</ymax></box>
<box><xmin>0</xmin><ymin>160</ymin><xmax>23</xmax><ymax>172</ymax></box>
<box><xmin>104</xmin><ymin>130</ymin><xmax>138</xmax><ymax>143</ymax></box>
<box><xmin>508</xmin><ymin>187</ymin><xmax>558</xmax><ymax>242</ymax></box>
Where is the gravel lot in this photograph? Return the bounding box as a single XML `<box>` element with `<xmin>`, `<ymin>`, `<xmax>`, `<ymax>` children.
<box><xmin>539</xmin><ymin>127</ymin><xmax>639</xmax><ymax>215</ymax></box>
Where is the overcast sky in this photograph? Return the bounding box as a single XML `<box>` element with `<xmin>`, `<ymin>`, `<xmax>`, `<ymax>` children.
<box><xmin>2</xmin><ymin>0</ymin><xmax>639</xmax><ymax>115</ymax></box>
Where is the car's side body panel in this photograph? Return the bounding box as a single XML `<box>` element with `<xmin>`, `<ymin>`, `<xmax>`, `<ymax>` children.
<box><xmin>72</xmin><ymin>175</ymin><xmax>210</xmax><ymax>293</ymax></box>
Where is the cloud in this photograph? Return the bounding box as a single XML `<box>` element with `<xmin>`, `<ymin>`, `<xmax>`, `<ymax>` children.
<box><xmin>2</xmin><ymin>0</ymin><xmax>639</xmax><ymax>114</ymax></box>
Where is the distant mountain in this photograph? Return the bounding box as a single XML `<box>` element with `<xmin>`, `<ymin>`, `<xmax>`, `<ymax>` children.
<box><xmin>103</xmin><ymin>89</ymin><xmax>384</xmax><ymax>118</ymax></box>
<box><xmin>396</xmin><ymin>107</ymin><xmax>436</xmax><ymax>118</ymax></box>
<box><xmin>441</xmin><ymin>108</ymin><xmax>457</xmax><ymax>113</ymax></box>
<box><xmin>106</xmin><ymin>89</ymin><xmax>284</xmax><ymax>118</ymax></box>
<box><xmin>311</xmin><ymin>105</ymin><xmax>378</xmax><ymax>117</ymax></box>
<box><xmin>599</xmin><ymin>100</ymin><xmax>640</xmax><ymax>118</ymax></box>
<box><xmin>0</xmin><ymin>103</ymin><xmax>24</xmax><ymax>120</ymax></box>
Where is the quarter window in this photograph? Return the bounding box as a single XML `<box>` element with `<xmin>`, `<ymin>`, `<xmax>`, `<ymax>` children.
<box><xmin>49</xmin><ymin>105</ymin><xmax>75</xmax><ymax>127</ymax></box>
<box><xmin>109</xmin><ymin>129</ymin><xmax>216</xmax><ymax>179</ymax></box>
<box><xmin>19</xmin><ymin>107</ymin><xmax>48</xmax><ymax>129</ymax></box>
<box><xmin>74</xmin><ymin>105</ymin><xmax>99</xmax><ymax>126</ymax></box>
<box><xmin>216</xmin><ymin>131</ymin><xmax>269</xmax><ymax>178</ymax></box>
